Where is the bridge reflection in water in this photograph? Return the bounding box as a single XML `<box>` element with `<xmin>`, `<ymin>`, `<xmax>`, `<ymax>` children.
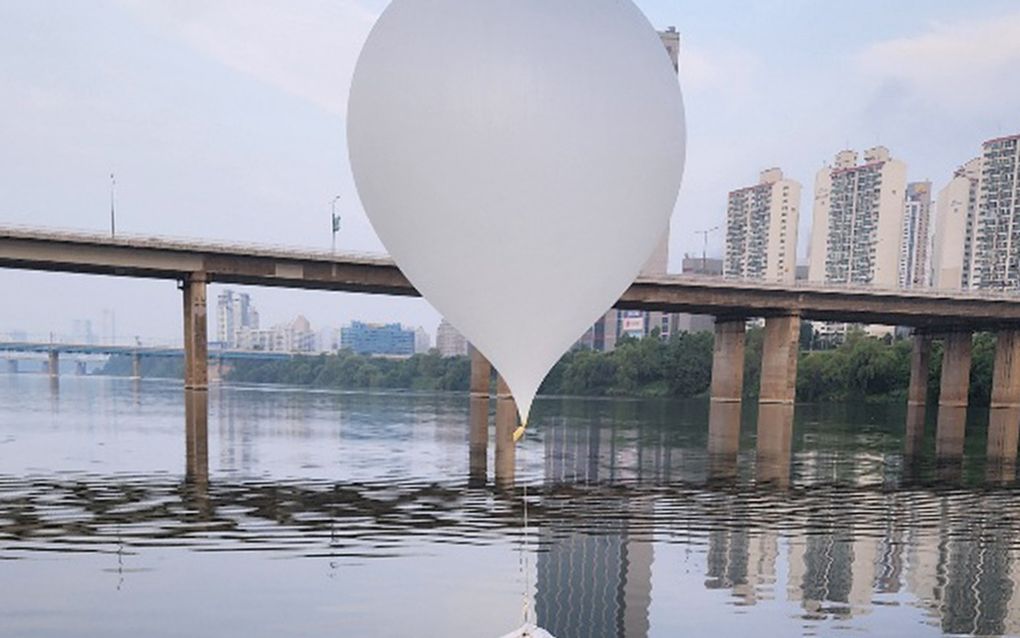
<box><xmin>8</xmin><ymin>381</ymin><xmax>1020</xmax><ymax>635</ymax></box>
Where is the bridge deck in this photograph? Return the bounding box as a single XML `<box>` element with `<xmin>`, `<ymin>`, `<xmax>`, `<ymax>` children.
<box><xmin>3</xmin><ymin>226</ymin><xmax>1020</xmax><ymax>329</ymax></box>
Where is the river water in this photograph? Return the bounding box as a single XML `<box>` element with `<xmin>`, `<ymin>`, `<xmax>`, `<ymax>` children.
<box><xmin>2</xmin><ymin>373</ymin><xmax>1019</xmax><ymax>637</ymax></box>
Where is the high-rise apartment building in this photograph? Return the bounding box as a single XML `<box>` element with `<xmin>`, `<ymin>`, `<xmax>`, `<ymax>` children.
<box><xmin>898</xmin><ymin>181</ymin><xmax>933</xmax><ymax>288</ymax></box>
<box><xmin>808</xmin><ymin>147</ymin><xmax>908</xmax><ymax>288</ymax></box>
<box><xmin>932</xmin><ymin>158</ymin><xmax>982</xmax><ymax>290</ymax></box>
<box><xmin>974</xmin><ymin>134</ymin><xmax>1020</xmax><ymax>290</ymax></box>
<box><xmin>724</xmin><ymin>168</ymin><xmax>801</xmax><ymax>284</ymax></box>
<box><xmin>932</xmin><ymin>134</ymin><xmax>1020</xmax><ymax>291</ymax></box>
<box><xmin>216</xmin><ymin>289</ymin><xmax>259</xmax><ymax>348</ymax></box>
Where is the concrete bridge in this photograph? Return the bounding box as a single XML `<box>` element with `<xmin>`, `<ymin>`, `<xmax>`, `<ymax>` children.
<box><xmin>0</xmin><ymin>339</ymin><xmax>292</xmax><ymax>378</ymax></box>
<box><xmin>4</xmin><ymin>225</ymin><xmax>1020</xmax><ymax>466</ymax></box>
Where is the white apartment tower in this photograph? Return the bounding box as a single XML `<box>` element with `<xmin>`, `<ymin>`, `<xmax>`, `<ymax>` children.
<box><xmin>808</xmin><ymin>147</ymin><xmax>908</xmax><ymax>288</ymax></box>
<box><xmin>932</xmin><ymin>134</ymin><xmax>1020</xmax><ymax>291</ymax></box>
<box><xmin>974</xmin><ymin>134</ymin><xmax>1020</xmax><ymax>290</ymax></box>
<box><xmin>932</xmin><ymin>158</ymin><xmax>982</xmax><ymax>290</ymax></box>
<box><xmin>898</xmin><ymin>181</ymin><xmax>933</xmax><ymax>288</ymax></box>
<box><xmin>216</xmin><ymin>289</ymin><xmax>259</xmax><ymax>348</ymax></box>
<box><xmin>724</xmin><ymin>167</ymin><xmax>801</xmax><ymax>283</ymax></box>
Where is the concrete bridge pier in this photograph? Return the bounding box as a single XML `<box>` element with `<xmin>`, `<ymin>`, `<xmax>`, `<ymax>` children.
<box><xmin>936</xmin><ymin>332</ymin><xmax>972</xmax><ymax>458</ymax></box>
<box><xmin>469</xmin><ymin>346</ymin><xmax>492</xmax><ymax>398</ymax></box>
<box><xmin>47</xmin><ymin>350</ymin><xmax>59</xmax><ymax>378</ymax></box>
<box><xmin>182</xmin><ymin>273</ymin><xmax>208</xmax><ymax>391</ymax></box>
<box><xmin>131</xmin><ymin>352</ymin><xmax>142</xmax><ymax>380</ymax></box>
<box><xmin>905</xmin><ymin>334</ymin><xmax>932</xmax><ymax>456</ymax></box>
<box><xmin>75</xmin><ymin>360</ymin><xmax>87</xmax><ymax>376</ymax></box>
<box><xmin>754</xmin><ymin>314</ymin><xmax>800</xmax><ymax>485</ymax></box>
<box><xmin>987</xmin><ymin>330</ymin><xmax>1020</xmax><ymax>463</ymax></box>
<box><xmin>494</xmin><ymin>374</ymin><xmax>516</xmax><ymax>489</ymax></box>
<box><xmin>708</xmin><ymin>319</ymin><xmax>746</xmax><ymax>478</ymax></box>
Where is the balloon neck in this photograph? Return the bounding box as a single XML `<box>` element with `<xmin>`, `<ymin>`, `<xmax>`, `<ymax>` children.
<box><xmin>512</xmin><ymin>421</ymin><xmax>527</xmax><ymax>443</ymax></box>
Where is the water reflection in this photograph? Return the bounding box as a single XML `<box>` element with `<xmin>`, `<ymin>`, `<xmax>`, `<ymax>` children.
<box><xmin>6</xmin><ymin>378</ymin><xmax>1020</xmax><ymax>635</ymax></box>
<box><xmin>756</xmin><ymin>403</ymin><xmax>794</xmax><ymax>487</ymax></box>
<box><xmin>495</xmin><ymin>395</ymin><xmax>517</xmax><ymax>489</ymax></box>
<box><xmin>468</xmin><ymin>396</ymin><xmax>488</xmax><ymax>488</ymax></box>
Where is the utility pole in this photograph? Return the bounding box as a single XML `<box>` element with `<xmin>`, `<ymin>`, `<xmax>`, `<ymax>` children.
<box><xmin>694</xmin><ymin>226</ymin><xmax>720</xmax><ymax>274</ymax></box>
<box><xmin>110</xmin><ymin>173</ymin><xmax>116</xmax><ymax>237</ymax></box>
<box><xmin>330</xmin><ymin>195</ymin><xmax>341</xmax><ymax>254</ymax></box>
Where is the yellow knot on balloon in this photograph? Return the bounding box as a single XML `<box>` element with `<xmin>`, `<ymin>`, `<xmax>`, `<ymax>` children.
<box><xmin>512</xmin><ymin>421</ymin><xmax>527</xmax><ymax>443</ymax></box>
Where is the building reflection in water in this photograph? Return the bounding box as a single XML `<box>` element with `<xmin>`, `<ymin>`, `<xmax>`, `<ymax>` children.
<box><xmin>537</xmin><ymin>417</ymin><xmax>653</xmax><ymax>638</ymax></box>
<box><xmin>528</xmin><ymin>402</ymin><xmax>1020</xmax><ymax>636</ymax></box>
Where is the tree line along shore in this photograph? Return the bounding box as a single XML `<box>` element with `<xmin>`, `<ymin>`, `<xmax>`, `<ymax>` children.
<box><xmin>99</xmin><ymin>328</ymin><xmax>997</xmax><ymax>406</ymax></box>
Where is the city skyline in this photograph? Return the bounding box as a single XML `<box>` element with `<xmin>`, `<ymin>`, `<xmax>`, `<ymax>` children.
<box><xmin>2</xmin><ymin>1</ymin><xmax>1020</xmax><ymax>341</ymax></box>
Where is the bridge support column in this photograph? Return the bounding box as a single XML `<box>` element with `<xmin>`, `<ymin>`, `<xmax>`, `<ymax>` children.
<box><xmin>131</xmin><ymin>352</ymin><xmax>142</xmax><ymax>380</ymax></box>
<box><xmin>470</xmin><ymin>346</ymin><xmax>491</xmax><ymax>398</ymax></box>
<box><xmin>936</xmin><ymin>332</ymin><xmax>972</xmax><ymax>458</ymax></box>
<box><xmin>6</xmin><ymin>360</ymin><xmax>16</xmax><ymax>374</ymax></box>
<box><xmin>756</xmin><ymin>314</ymin><xmax>799</xmax><ymax>486</ymax></box>
<box><xmin>75</xmin><ymin>360</ymin><xmax>87</xmax><ymax>376</ymax></box>
<box><xmin>988</xmin><ymin>330</ymin><xmax>1020</xmax><ymax>462</ymax></box>
<box><xmin>708</xmin><ymin>319</ymin><xmax>745</xmax><ymax>462</ymax></box>
<box><xmin>182</xmin><ymin>273</ymin><xmax>208</xmax><ymax>391</ymax></box>
<box><xmin>758</xmin><ymin>314</ymin><xmax>800</xmax><ymax>406</ymax></box>
<box><xmin>47</xmin><ymin>350</ymin><xmax>59</xmax><ymax>378</ymax></box>
<box><xmin>905</xmin><ymin>334</ymin><xmax>932</xmax><ymax>456</ymax></box>
<box><xmin>494</xmin><ymin>374</ymin><xmax>516</xmax><ymax>489</ymax></box>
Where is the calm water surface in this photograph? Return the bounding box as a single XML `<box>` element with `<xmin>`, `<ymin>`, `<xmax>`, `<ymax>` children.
<box><xmin>2</xmin><ymin>373</ymin><xmax>1019</xmax><ymax>637</ymax></box>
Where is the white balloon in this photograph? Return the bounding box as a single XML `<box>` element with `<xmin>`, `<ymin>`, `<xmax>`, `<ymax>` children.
<box><xmin>348</xmin><ymin>0</ymin><xmax>685</xmax><ymax>424</ymax></box>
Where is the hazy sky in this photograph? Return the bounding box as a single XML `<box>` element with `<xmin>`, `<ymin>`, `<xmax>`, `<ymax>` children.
<box><xmin>2</xmin><ymin>0</ymin><xmax>1019</xmax><ymax>344</ymax></box>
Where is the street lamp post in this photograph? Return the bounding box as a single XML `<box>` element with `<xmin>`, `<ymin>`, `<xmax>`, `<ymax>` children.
<box><xmin>695</xmin><ymin>225</ymin><xmax>720</xmax><ymax>274</ymax></box>
<box><xmin>110</xmin><ymin>173</ymin><xmax>116</xmax><ymax>238</ymax></box>
<box><xmin>330</xmin><ymin>195</ymin><xmax>341</xmax><ymax>254</ymax></box>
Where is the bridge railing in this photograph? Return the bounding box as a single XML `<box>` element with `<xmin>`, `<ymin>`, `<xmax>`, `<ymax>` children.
<box><xmin>635</xmin><ymin>273</ymin><xmax>1020</xmax><ymax>303</ymax></box>
<box><xmin>0</xmin><ymin>224</ymin><xmax>392</xmax><ymax>265</ymax></box>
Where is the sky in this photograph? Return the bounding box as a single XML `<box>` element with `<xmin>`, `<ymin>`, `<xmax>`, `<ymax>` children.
<box><xmin>2</xmin><ymin>0</ymin><xmax>1020</xmax><ymax>345</ymax></box>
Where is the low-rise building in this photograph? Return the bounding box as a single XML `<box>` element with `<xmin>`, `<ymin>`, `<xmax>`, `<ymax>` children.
<box><xmin>341</xmin><ymin>321</ymin><xmax>415</xmax><ymax>357</ymax></box>
<box><xmin>238</xmin><ymin>315</ymin><xmax>316</xmax><ymax>353</ymax></box>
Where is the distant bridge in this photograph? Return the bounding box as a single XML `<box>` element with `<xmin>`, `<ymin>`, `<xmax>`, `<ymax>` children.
<box><xmin>0</xmin><ymin>339</ymin><xmax>293</xmax><ymax>378</ymax></box>
<box><xmin>0</xmin><ymin>340</ymin><xmax>293</xmax><ymax>360</ymax></box>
